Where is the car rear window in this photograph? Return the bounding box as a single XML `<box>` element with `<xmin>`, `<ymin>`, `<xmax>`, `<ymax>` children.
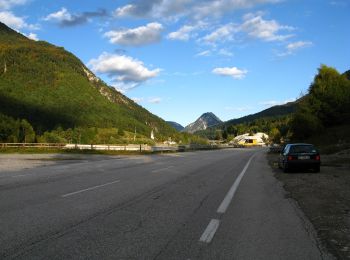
<box><xmin>290</xmin><ymin>145</ymin><xmax>316</xmax><ymax>153</ymax></box>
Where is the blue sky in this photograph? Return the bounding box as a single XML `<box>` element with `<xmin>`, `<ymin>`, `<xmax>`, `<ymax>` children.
<box><xmin>1</xmin><ymin>0</ymin><xmax>349</xmax><ymax>126</ymax></box>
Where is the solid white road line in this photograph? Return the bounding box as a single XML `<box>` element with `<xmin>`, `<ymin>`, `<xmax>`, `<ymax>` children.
<box><xmin>62</xmin><ymin>180</ymin><xmax>120</xmax><ymax>198</ymax></box>
<box><xmin>217</xmin><ymin>155</ymin><xmax>255</xmax><ymax>214</ymax></box>
<box><xmin>199</xmin><ymin>219</ymin><xmax>220</xmax><ymax>243</ymax></box>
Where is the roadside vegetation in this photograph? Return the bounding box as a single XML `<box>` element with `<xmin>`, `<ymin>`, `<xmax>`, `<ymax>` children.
<box><xmin>266</xmin><ymin>65</ymin><xmax>350</xmax><ymax>259</ymax></box>
<box><xmin>0</xmin><ymin>22</ymin><xmax>208</xmax><ymax>146</ymax></box>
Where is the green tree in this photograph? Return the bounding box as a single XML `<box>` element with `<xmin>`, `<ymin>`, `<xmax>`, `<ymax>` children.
<box><xmin>19</xmin><ymin>119</ymin><xmax>35</xmax><ymax>143</ymax></box>
<box><xmin>269</xmin><ymin>128</ymin><xmax>281</xmax><ymax>144</ymax></box>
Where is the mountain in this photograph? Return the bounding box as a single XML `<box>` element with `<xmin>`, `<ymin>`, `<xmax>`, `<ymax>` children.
<box><xmin>224</xmin><ymin>101</ymin><xmax>298</xmax><ymax>126</ymax></box>
<box><xmin>0</xmin><ymin>22</ymin><xmax>177</xmax><ymax>141</ymax></box>
<box><xmin>195</xmin><ymin>101</ymin><xmax>299</xmax><ymax>140</ymax></box>
<box><xmin>184</xmin><ymin>112</ymin><xmax>222</xmax><ymax>133</ymax></box>
<box><xmin>166</xmin><ymin>121</ymin><xmax>184</xmax><ymax>131</ymax></box>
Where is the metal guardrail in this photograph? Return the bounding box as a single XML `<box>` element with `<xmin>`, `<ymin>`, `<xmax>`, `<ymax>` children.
<box><xmin>0</xmin><ymin>143</ymin><xmax>66</xmax><ymax>148</ymax></box>
<box><xmin>0</xmin><ymin>143</ymin><xmax>265</xmax><ymax>152</ymax></box>
<box><xmin>0</xmin><ymin>143</ymin><xmax>180</xmax><ymax>152</ymax></box>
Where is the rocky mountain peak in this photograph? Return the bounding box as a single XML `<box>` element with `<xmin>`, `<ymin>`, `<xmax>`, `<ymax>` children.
<box><xmin>184</xmin><ymin>112</ymin><xmax>222</xmax><ymax>133</ymax></box>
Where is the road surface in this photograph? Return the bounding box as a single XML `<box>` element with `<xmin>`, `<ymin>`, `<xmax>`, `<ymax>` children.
<box><xmin>0</xmin><ymin>149</ymin><xmax>332</xmax><ymax>259</ymax></box>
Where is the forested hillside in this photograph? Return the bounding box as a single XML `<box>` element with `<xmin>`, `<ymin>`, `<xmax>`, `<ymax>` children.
<box><xmin>290</xmin><ymin>65</ymin><xmax>350</xmax><ymax>140</ymax></box>
<box><xmin>197</xmin><ymin>65</ymin><xmax>350</xmax><ymax>144</ymax></box>
<box><xmin>0</xmin><ymin>22</ymin><xmax>201</xmax><ymax>144</ymax></box>
<box><xmin>197</xmin><ymin>101</ymin><xmax>297</xmax><ymax>141</ymax></box>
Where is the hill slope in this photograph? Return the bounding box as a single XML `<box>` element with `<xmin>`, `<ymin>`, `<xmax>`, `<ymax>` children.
<box><xmin>224</xmin><ymin>101</ymin><xmax>298</xmax><ymax>126</ymax></box>
<box><xmin>184</xmin><ymin>112</ymin><xmax>222</xmax><ymax>133</ymax></box>
<box><xmin>0</xmin><ymin>22</ymin><xmax>176</xmax><ymax>140</ymax></box>
<box><xmin>166</xmin><ymin>121</ymin><xmax>184</xmax><ymax>131</ymax></box>
<box><xmin>195</xmin><ymin>101</ymin><xmax>298</xmax><ymax>140</ymax></box>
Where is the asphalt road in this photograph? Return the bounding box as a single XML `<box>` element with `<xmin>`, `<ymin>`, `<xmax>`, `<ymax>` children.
<box><xmin>0</xmin><ymin>149</ymin><xmax>333</xmax><ymax>259</ymax></box>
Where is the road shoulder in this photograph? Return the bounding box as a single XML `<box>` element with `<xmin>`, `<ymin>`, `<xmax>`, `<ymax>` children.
<box><xmin>268</xmin><ymin>150</ymin><xmax>350</xmax><ymax>259</ymax></box>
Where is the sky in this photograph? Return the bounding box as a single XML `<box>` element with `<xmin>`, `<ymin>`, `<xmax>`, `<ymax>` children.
<box><xmin>1</xmin><ymin>0</ymin><xmax>349</xmax><ymax>126</ymax></box>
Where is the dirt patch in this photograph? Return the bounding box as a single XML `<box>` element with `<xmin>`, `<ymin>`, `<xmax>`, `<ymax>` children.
<box><xmin>268</xmin><ymin>151</ymin><xmax>350</xmax><ymax>259</ymax></box>
<box><xmin>0</xmin><ymin>154</ymin><xmax>114</xmax><ymax>172</ymax></box>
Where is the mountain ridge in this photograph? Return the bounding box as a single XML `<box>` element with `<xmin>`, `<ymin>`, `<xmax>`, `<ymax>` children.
<box><xmin>166</xmin><ymin>121</ymin><xmax>184</xmax><ymax>131</ymax></box>
<box><xmin>184</xmin><ymin>112</ymin><xmax>222</xmax><ymax>133</ymax></box>
<box><xmin>0</xmin><ymin>22</ymin><xmax>177</xmax><ymax>141</ymax></box>
<box><xmin>223</xmin><ymin>101</ymin><xmax>298</xmax><ymax>126</ymax></box>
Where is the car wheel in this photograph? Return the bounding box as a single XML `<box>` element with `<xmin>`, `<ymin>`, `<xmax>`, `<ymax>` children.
<box><xmin>283</xmin><ymin>163</ymin><xmax>289</xmax><ymax>173</ymax></box>
<box><xmin>314</xmin><ymin>166</ymin><xmax>320</xmax><ymax>173</ymax></box>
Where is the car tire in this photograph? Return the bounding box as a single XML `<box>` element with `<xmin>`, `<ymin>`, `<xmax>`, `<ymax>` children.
<box><xmin>283</xmin><ymin>163</ymin><xmax>289</xmax><ymax>173</ymax></box>
<box><xmin>314</xmin><ymin>166</ymin><xmax>320</xmax><ymax>173</ymax></box>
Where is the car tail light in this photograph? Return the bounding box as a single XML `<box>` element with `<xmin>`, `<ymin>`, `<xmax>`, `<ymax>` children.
<box><xmin>315</xmin><ymin>155</ymin><xmax>320</xmax><ymax>161</ymax></box>
<box><xmin>287</xmin><ymin>156</ymin><xmax>293</xmax><ymax>161</ymax></box>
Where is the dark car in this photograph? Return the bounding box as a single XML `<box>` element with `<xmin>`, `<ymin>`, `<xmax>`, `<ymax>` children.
<box><xmin>278</xmin><ymin>143</ymin><xmax>321</xmax><ymax>173</ymax></box>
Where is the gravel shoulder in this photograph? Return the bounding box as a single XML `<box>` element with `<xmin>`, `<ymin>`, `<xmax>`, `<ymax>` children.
<box><xmin>268</xmin><ymin>150</ymin><xmax>350</xmax><ymax>259</ymax></box>
<box><xmin>0</xmin><ymin>154</ymin><xmax>121</xmax><ymax>172</ymax></box>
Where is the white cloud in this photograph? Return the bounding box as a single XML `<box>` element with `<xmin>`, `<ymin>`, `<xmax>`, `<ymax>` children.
<box><xmin>131</xmin><ymin>97</ymin><xmax>143</xmax><ymax>103</ymax></box>
<box><xmin>43</xmin><ymin>7</ymin><xmax>107</xmax><ymax>27</ymax></box>
<box><xmin>114</xmin><ymin>0</ymin><xmax>192</xmax><ymax>20</ymax></box>
<box><xmin>167</xmin><ymin>25</ymin><xmax>196</xmax><ymax>41</ymax></box>
<box><xmin>44</xmin><ymin>7</ymin><xmax>72</xmax><ymax>22</ymax></box>
<box><xmin>114</xmin><ymin>0</ymin><xmax>282</xmax><ymax>21</ymax></box>
<box><xmin>0</xmin><ymin>11</ymin><xmax>38</xmax><ymax>30</ymax></box>
<box><xmin>196</xmin><ymin>49</ymin><xmax>233</xmax><ymax>57</ymax></box>
<box><xmin>240</xmin><ymin>13</ymin><xmax>294</xmax><ymax>41</ymax></box>
<box><xmin>148</xmin><ymin>97</ymin><xmax>162</xmax><ymax>104</ymax></box>
<box><xmin>286</xmin><ymin>41</ymin><xmax>312</xmax><ymax>52</ymax></box>
<box><xmin>330</xmin><ymin>1</ymin><xmax>348</xmax><ymax>7</ymax></box>
<box><xmin>218</xmin><ymin>49</ymin><xmax>234</xmax><ymax>57</ymax></box>
<box><xmin>202</xmin><ymin>13</ymin><xmax>293</xmax><ymax>45</ymax></box>
<box><xmin>194</xmin><ymin>0</ymin><xmax>281</xmax><ymax>19</ymax></box>
<box><xmin>212</xmin><ymin>67</ymin><xmax>248</xmax><ymax>79</ymax></box>
<box><xmin>23</xmin><ymin>32</ymin><xmax>38</xmax><ymax>41</ymax></box>
<box><xmin>114</xmin><ymin>4</ymin><xmax>135</xmax><ymax>17</ymax></box>
<box><xmin>202</xmin><ymin>23</ymin><xmax>237</xmax><ymax>44</ymax></box>
<box><xmin>196</xmin><ymin>50</ymin><xmax>211</xmax><ymax>57</ymax></box>
<box><xmin>0</xmin><ymin>0</ymin><xmax>27</xmax><ymax>10</ymax></box>
<box><xmin>88</xmin><ymin>52</ymin><xmax>161</xmax><ymax>91</ymax></box>
<box><xmin>104</xmin><ymin>22</ymin><xmax>163</xmax><ymax>46</ymax></box>
<box><xmin>278</xmin><ymin>40</ymin><xmax>313</xmax><ymax>56</ymax></box>
<box><xmin>260</xmin><ymin>98</ymin><xmax>296</xmax><ymax>106</ymax></box>
<box><xmin>131</xmin><ymin>97</ymin><xmax>162</xmax><ymax>104</ymax></box>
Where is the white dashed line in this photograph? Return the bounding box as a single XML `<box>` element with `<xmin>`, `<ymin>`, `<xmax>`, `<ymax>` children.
<box><xmin>199</xmin><ymin>155</ymin><xmax>255</xmax><ymax>243</ymax></box>
<box><xmin>62</xmin><ymin>180</ymin><xmax>120</xmax><ymax>198</ymax></box>
<box><xmin>199</xmin><ymin>219</ymin><xmax>220</xmax><ymax>243</ymax></box>
<box><xmin>217</xmin><ymin>155</ymin><xmax>254</xmax><ymax>214</ymax></box>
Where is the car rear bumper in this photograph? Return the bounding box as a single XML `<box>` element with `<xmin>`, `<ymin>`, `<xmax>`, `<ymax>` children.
<box><xmin>287</xmin><ymin>160</ymin><xmax>320</xmax><ymax>169</ymax></box>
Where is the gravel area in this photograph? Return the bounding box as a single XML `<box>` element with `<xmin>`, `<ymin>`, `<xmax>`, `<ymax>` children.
<box><xmin>268</xmin><ymin>150</ymin><xmax>350</xmax><ymax>259</ymax></box>
<box><xmin>0</xmin><ymin>154</ymin><xmax>120</xmax><ymax>172</ymax></box>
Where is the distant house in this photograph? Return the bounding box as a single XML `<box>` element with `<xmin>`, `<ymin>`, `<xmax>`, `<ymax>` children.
<box><xmin>230</xmin><ymin>132</ymin><xmax>269</xmax><ymax>147</ymax></box>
